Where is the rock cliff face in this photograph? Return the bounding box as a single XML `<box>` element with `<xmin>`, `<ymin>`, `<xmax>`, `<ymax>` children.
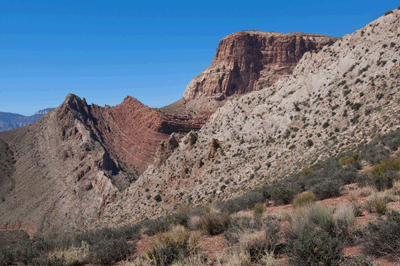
<box><xmin>183</xmin><ymin>31</ymin><xmax>338</xmax><ymax>101</ymax></box>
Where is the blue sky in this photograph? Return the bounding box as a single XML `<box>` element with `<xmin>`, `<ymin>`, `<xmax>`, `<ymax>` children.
<box><xmin>0</xmin><ymin>0</ymin><xmax>398</xmax><ymax>116</ymax></box>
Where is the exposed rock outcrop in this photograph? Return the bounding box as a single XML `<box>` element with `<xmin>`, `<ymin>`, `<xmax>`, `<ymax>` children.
<box><xmin>183</xmin><ymin>31</ymin><xmax>338</xmax><ymax>101</ymax></box>
<box><xmin>153</xmin><ymin>133</ymin><xmax>180</xmax><ymax>167</ymax></box>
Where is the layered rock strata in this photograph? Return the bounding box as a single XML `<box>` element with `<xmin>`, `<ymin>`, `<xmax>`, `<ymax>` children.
<box><xmin>183</xmin><ymin>31</ymin><xmax>338</xmax><ymax>101</ymax></box>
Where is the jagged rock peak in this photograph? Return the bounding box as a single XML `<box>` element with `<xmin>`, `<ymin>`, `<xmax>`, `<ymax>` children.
<box><xmin>62</xmin><ymin>93</ymin><xmax>89</xmax><ymax>113</ymax></box>
<box><xmin>183</xmin><ymin>31</ymin><xmax>338</xmax><ymax>100</ymax></box>
<box><xmin>153</xmin><ymin>133</ymin><xmax>180</xmax><ymax>167</ymax></box>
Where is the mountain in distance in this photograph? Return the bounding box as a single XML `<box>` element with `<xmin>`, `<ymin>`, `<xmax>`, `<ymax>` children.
<box><xmin>0</xmin><ymin>108</ymin><xmax>54</xmax><ymax>132</ymax></box>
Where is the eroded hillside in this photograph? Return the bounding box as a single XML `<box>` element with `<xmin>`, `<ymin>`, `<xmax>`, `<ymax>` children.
<box><xmin>96</xmin><ymin>9</ymin><xmax>400</xmax><ymax>227</ymax></box>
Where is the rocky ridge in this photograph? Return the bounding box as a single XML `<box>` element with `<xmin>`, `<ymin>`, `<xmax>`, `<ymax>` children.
<box><xmin>96</xmin><ymin>9</ymin><xmax>400</xmax><ymax>227</ymax></box>
<box><xmin>0</xmin><ymin>94</ymin><xmax>215</xmax><ymax>233</ymax></box>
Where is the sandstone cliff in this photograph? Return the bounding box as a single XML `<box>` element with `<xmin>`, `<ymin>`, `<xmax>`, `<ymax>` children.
<box><xmin>183</xmin><ymin>31</ymin><xmax>338</xmax><ymax>101</ymax></box>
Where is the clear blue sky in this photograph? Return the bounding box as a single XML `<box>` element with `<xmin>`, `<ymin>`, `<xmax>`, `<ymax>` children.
<box><xmin>0</xmin><ymin>0</ymin><xmax>398</xmax><ymax>116</ymax></box>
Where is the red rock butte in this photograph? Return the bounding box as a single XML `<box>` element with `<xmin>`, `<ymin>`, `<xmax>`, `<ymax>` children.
<box><xmin>183</xmin><ymin>31</ymin><xmax>338</xmax><ymax>100</ymax></box>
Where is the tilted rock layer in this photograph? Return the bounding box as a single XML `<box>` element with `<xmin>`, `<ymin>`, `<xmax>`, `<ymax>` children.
<box><xmin>0</xmin><ymin>94</ymin><xmax>210</xmax><ymax>234</ymax></box>
<box><xmin>183</xmin><ymin>31</ymin><xmax>338</xmax><ymax>101</ymax></box>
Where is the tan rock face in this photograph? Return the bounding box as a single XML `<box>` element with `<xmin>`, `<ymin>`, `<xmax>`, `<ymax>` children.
<box><xmin>183</xmin><ymin>31</ymin><xmax>338</xmax><ymax>100</ymax></box>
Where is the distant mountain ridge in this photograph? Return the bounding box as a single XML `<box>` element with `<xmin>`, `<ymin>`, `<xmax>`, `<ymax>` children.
<box><xmin>0</xmin><ymin>108</ymin><xmax>55</xmax><ymax>132</ymax></box>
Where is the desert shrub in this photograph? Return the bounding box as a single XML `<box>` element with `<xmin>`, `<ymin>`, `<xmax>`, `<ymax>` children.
<box><xmin>384</xmin><ymin>10</ymin><xmax>394</xmax><ymax>16</ymax></box>
<box><xmin>253</xmin><ymin>203</ymin><xmax>265</xmax><ymax>215</ymax></box>
<box><xmin>311</xmin><ymin>179</ymin><xmax>342</xmax><ymax>199</ymax></box>
<box><xmin>263</xmin><ymin>182</ymin><xmax>301</xmax><ymax>205</ymax></box>
<box><xmin>351</xmin><ymin>103</ymin><xmax>363</xmax><ymax>111</ymax></box>
<box><xmin>0</xmin><ymin>241</ymin><xmax>40</xmax><ymax>265</ymax></box>
<box><xmin>363</xmin><ymin>210</ymin><xmax>400</xmax><ymax>258</ymax></box>
<box><xmin>339</xmin><ymin>156</ymin><xmax>355</xmax><ymax>166</ymax></box>
<box><xmin>240</xmin><ymin>230</ymin><xmax>276</xmax><ymax>262</ymax></box>
<box><xmin>306</xmin><ymin>139</ymin><xmax>314</xmax><ymax>147</ymax></box>
<box><xmin>217</xmin><ymin>190</ymin><xmax>265</xmax><ymax>213</ymax></box>
<box><xmin>358</xmin><ymin>142</ymin><xmax>390</xmax><ymax>165</ymax></box>
<box><xmin>370</xmin><ymin>157</ymin><xmax>400</xmax><ymax>176</ymax></box>
<box><xmin>369</xmin><ymin>171</ymin><xmax>399</xmax><ymax>191</ymax></box>
<box><xmin>293</xmin><ymin>191</ymin><xmax>316</xmax><ymax>207</ymax></box>
<box><xmin>381</xmin><ymin>130</ymin><xmax>400</xmax><ymax>151</ymax></box>
<box><xmin>286</xmin><ymin>228</ymin><xmax>345</xmax><ymax>266</ymax></box>
<box><xmin>300</xmin><ymin>167</ymin><xmax>313</xmax><ymax>178</ymax></box>
<box><xmin>147</xmin><ymin>226</ymin><xmax>200</xmax><ymax>266</ymax></box>
<box><xmin>88</xmin><ymin>238</ymin><xmax>135</xmax><ymax>265</ymax></box>
<box><xmin>154</xmin><ymin>194</ymin><xmax>162</xmax><ymax>202</ymax></box>
<box><xmin>201</xmin><ymin>211</ymin><xmax>231</xmax><ymax>235</ymax></box>
<box><xmin>375</xmin><ymin>200</ymin><xmax>387</xmax><ymax>215</ymax></box>
<box><xmin>334</xmin><ymin>204</ymin><xmax>356</xmax><ymax>236</ymax></box>
<box><xmin>224</xmin><ymin>216</ymin><xmax>280</xmax><ymax>262</ymax></box>
<box><xmin>286</xmin><ymin>204</ymin><xmax>348</xmax><ymax>265</ymax></box>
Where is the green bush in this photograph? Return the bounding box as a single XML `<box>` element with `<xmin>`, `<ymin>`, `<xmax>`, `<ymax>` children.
<box><xmin>300</xmin><ymin>167</ymin><xmax>313</xmax><ymax>178</ymax></box>
<box><xmin>253</xmin><ymin>203</ymin><xmax>265</xmax><ymax>215</ymax></box>
<box><xmin>306</xmin><ymin>139</ymin><xmax>314</xmax><ymax>147</ymax></box>
<box><xmin>363</xmin><ymin>210</ymin><xmax>400</xmax><ymax>258</ymax></box>
<box><xmin>370</xmin><ymin>157</ymin><xmax>400</xmax><ymax>176</ymax></box>
<box><xmin>154</xmin><ymin>194</ymin><xmax>162</xmax><ymax>202</ymax></box>
<box><xmin>370</xmin><ymin>171</ymin><xmax>398</xmax><ymax>191</ymax></box>
<box><xmin>286</xmin><ymin>228</ymin><xmax>345</xmax><ymax>265</ymax></box>
<box><xmin>293</xmin><ymin>191</ymin><xmax>316</xmax><ymax>207</ymax></box>
<box><xmin>339</xmin><ymin>156</ymin><xmax>355</xmax><ymax>166</ymax></box>
<box><xmin>375</xmin><ymin>200</ymin><xmax>387</xmax><ymax>215</ymax></box>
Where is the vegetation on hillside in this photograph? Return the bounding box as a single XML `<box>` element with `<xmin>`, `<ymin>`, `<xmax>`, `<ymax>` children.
<box><xmin>2</xmin><ymin>128</ymin><xmax>400</xmax><ymax>265</ymax></box>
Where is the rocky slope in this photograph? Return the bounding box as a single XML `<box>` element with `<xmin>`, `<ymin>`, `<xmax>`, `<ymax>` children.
<box><xmin>96</xmin><ymin>9</ymin><xmax>400</xmax><ymax>227</ymax></box>
<box><xmin>0</xmin><ymin>96</ymin><xmax>122</xmax><ymax>234</ymax></box>
<box><xmin>0</xmin><ymin>108</ymin><xmax>54</xmax><ymax>132</ymax></box>
<box><xmin>0</xmin><ymin>94</ymin><xmax>214</xmax><ymax>234</ymax></box>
